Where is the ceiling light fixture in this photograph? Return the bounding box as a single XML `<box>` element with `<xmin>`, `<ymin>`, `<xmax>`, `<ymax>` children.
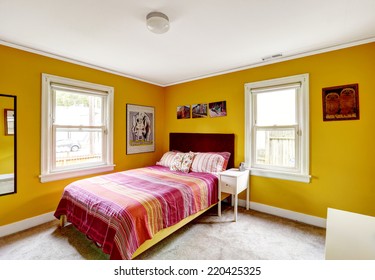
<box><xmin>146</xmin><ymin>12</ymin><xmax>170</xmax><ymax>34</ymax></box>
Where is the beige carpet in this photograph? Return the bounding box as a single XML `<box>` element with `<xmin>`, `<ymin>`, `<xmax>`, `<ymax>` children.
<box><xmin>0</xmin><ymin>205</ymin><xmax>326</xmax><ymax>260</ymax></box>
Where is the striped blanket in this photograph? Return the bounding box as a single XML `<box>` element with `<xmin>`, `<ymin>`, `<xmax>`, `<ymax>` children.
<box><xmin>54</xmin><ymin>165</ymin><xmax>218</xmax><ymax>259</ymax></box>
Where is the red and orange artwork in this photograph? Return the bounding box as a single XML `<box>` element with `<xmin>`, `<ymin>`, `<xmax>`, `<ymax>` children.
<box><xmin>322</xmin><ymin>84</ymin><xmax>359</xmax><ymax>121</ymax></box>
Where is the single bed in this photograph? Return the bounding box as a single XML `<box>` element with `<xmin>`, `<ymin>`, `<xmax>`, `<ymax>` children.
<box><xmin>54</xmin><ymin>132</ymin><xmax>235</xmax><ymax>259</ymax></box>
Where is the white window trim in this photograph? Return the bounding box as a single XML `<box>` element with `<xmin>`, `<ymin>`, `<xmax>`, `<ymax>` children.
<box><xmin>40</xmin><ymin>73</ymin><xmax>114</xmax><ymax>183</ymax></box>
<box><xmin>245</xmin><ymin>73</ymin><xmax>310</xmax><ymax>183</ymax></box>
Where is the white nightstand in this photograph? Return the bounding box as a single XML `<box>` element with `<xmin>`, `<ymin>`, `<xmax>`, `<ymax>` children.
<box><xmin>218</xmin><ymin>168</ymin><xmax>250</xmax><ymax>222</ymax></box>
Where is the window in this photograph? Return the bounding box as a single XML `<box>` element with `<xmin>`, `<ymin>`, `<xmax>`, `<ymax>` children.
<box><xmin>244</xmin><ymin>74</ymin><xmax>310</xmax><ymax>183</ymax></box>
<box><xmin>40</xmin><ymin>74</ymin><xmax>114</xmax><ymax>183</ymax></box>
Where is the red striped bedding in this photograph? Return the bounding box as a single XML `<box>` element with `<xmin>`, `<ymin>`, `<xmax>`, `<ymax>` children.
<box><xmin>54</xmin><ymin>165</ymin><xmax>218</xmax><ymax>259</ymax></box>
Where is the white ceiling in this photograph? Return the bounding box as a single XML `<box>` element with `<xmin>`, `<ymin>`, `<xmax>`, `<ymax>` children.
<box><xmin>1</xmin><ymin>0</ymin><xmax>375</xmax><ymax>86</ymax></box>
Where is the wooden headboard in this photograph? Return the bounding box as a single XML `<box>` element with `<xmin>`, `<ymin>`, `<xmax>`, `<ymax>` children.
<box><xmin>169</xmin><ymin>133</ymin><xmax>235</xmax><ymax>169</ymax></box>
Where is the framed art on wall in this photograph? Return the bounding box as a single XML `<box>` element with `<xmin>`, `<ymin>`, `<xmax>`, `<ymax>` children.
<box><xmin>192</xmin><ymin>103</ymin><xmax>208</xmax><ymax>118</ymax></box>
<box><xmin>209</xmin><ymin>101</ymin><xmax>227</xmax><ymax>117</ymax></box>
<box><xmin>177</xmin><ymin>105</ymin><xmax>190</xmax><ymax>119</ymax></box>
<box><xmin>4</xmin><ymin>109</ymin><xmax>14</xmax><ymax>135</ymax></box>
<box><xmin>126</xmin><ymin>104</ymin><xmax>155</xmax><ymax>154</ymax></box>
<box><xmin>322</xmin><ymin>84</ymin><xmax>359</xmax><ymax>121</ymax></box>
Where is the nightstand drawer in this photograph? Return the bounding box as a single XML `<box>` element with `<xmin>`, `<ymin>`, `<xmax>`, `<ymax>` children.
<box><xmin>220</xmin><ymin>176</ymin><xmax>237</xmax><ymax>190</ymax></box>
<box><xmin>221</xmin><ymin>180</ymin><xmax>236</xmax><ymax>194</ymax></box>
<box><xmin>220</xmin><ymin>172</ymin><xmax>249</xmax><ymax>193</ymax></box>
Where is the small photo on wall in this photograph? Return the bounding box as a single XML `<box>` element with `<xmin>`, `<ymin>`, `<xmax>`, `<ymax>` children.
<box><xmin>209</xmin><ymin>101</ymin><xmax>227</xmax><ymax>117</ymax></box>
<box><xmin>192</xmin><ymin>103</ymin><xmax>208</xmax><ymax>118</ymax></box>
<box><xmin>322</xmin><ymin>83</ymin><xmax>359</xmax><ymax>121</ymax></box>
<box><xmin>177</xmin><ymin>105</ymin><xmax>190</xmax><ymax>119</ymax></box>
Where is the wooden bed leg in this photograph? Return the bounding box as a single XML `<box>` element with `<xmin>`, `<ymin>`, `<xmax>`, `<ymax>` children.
<box><xmin>59</xmin><ymin>215</ymin><xmax>67</xmax><ymax>228</ymax></box>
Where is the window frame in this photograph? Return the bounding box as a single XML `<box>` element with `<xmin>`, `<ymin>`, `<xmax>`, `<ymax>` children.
<box><xmin>40</xmin><ymin>73</ymin><xmax>114</xmax><ymax>183</ymax></box>
<box><xmin>244</xmin><ymin>73</ymin><xmax>310</xmax><ymax>183</ymax></box>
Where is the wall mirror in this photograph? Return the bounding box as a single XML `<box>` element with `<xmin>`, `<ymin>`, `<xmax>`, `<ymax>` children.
<box><xmin>0</xmin><ymin>94</ymin><xmax>16</xmax><ymax>196</ymax></box>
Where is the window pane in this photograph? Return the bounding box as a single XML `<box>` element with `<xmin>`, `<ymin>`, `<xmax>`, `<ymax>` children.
<box><xmin>54</xmin><ymin>90</ymin><xmax>103</xmax><ymax>126</ymax></box>
<box><xmin>55</xmin><ymin>129</ymin><xmax>103</xmax><ymax>168</ymax></box>
<box><xmin>255</xmin><ymin>128</ymin><xmax>296</xmax><ymax>168</ymax></box>
<box><xmin>256</xmin><ymin>89</ymin><xmax>296</xmax><ymax>126</ymax></box>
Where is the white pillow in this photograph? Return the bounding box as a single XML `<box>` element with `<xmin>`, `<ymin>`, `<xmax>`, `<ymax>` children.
<box><xmin>156</xmin><ymin>151</ymin><xmax>177</xmax><ymax>168</ymax></box>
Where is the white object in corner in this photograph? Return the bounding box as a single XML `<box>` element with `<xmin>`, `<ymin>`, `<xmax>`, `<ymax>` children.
<box><xmin>325</xmin><ymin>208</ymin><xmax>375</xmax><ymax>260</ymax></box>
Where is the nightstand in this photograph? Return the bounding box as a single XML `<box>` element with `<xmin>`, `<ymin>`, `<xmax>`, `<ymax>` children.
<box><xmin>218</xmin><ymin>168</ymin><xmax>250</xmax><ymax>222</ymax></box>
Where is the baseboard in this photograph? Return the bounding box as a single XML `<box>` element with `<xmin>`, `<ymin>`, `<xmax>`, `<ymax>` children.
<box><xmin>0</xmin><ymin>201</ymin><xmax>326</xmax><ymax>238</ymax></box>
<box><xmin>0</xmin><ymin>211</ymin><xmax>56</xmax><ymax>238</ymax></box>
<box><xmin>238</xmin><ymin>199</ymin><xmax>327</xmax><ymax>228</ymax></box>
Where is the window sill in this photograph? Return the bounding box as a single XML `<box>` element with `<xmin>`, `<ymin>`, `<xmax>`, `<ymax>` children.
<box><xmin>249</xmin><ymin>168</ymin><xmax>311</xmax><ymax>183</ymax></box>
<box><xmin>39</xmin><ymin>164</ymin><xmax>115</xmax><ymax>183</ymax></box>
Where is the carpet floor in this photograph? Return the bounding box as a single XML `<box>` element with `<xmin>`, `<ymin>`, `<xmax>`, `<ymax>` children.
<box><xmin>0</xmin><ymin>205</ymin><xmax>326</xmax><ymax>260</ymax></box>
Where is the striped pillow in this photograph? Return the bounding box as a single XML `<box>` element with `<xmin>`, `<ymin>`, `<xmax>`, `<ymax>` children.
<box><xmin>156</xmin><ymin>151</ymin><xmax>177</xmax><ymax>168</ymax></box>
<box><xmin>191</xmin><ymin>152</ymin><xmax>231</xmax><ymax>174</ymax></box>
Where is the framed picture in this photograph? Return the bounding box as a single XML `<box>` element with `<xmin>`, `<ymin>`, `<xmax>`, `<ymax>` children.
<box><xmin>192</xmin><ymin>103</ymin><xmax>208</xmax><ymax>118</ymax></box>
<box><xmin>4</xmin><ymin>109</ymin><xmax>14</xmax><ymax>135</ymax></box>
<box><xmin>177</xmin><ymin>105</ymin><xmax>190</xmax><ymax>119</ymax></box>
<box><xmin>209</xmin><ymin>101</ymin><xmax>227</xmax><ymax>117</ymax></box>
<box><xmin>126</xmin><ymin>104</ymin><xmax>155</xmax><ymax>154</ymax></box>
<box><xmin>322</xmin><ymin>84</ymin><xmax>359</xmax><ymax>121</ymax></box>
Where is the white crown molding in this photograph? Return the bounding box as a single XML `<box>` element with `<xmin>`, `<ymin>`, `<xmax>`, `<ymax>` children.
<box><xmin>0</xmin><ymin>39</ymin><xmax>164</xmax><ymax>87</ymax></box>
<box><xmin>164</xmin><ymin>37</ymin><xmax>375</xmax><ymax>86</ymax></box>
<box><xmin>1</xmin><ymin>37</ymin><xmax>375</xmax><ymax>87</ymax></box>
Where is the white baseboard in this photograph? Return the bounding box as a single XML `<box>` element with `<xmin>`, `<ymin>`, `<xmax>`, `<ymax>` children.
<box><xmin>0</xmin><ymin>211</ymin><xmax>56</xmax><ymax>238</ymax></box>
<box><xmin>238</xmin><ymin>199</ymin><xmax>327</xmax><ymax>228</ymax></box>
<box><xmin>0</xmin><ymin>201</ymin><xmax>326</xmax><ymax>238</ymax></box>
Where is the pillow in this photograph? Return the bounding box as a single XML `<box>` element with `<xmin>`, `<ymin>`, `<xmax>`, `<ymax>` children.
<box><xmin>191</xmin><ymin>152</ymin><xmax>231</xmax><ymax>174</ymax></box>
<box><xmin>215</xmin><ymin>152</ymin><xmax>231</xmax><ymax>171</ymax></box>
<box><xmin>156</xmin><ymin>151</ymin><xmax>177</xmax><ymax>168</ymax></box>
<box><xmin>170</xmin><ymin>152</ymin><xmax>195</xmax><ymax>173</ymax></box>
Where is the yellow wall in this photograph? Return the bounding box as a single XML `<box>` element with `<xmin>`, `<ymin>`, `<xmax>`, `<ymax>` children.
<box><xmin>1</xmin><ymin>42</ymin><xmax>374</xmax><ymax>227</ymax></box>
<box><xmin>164</xmin><ymin>42</ymin><xmax>375</xmax><ymax>219</ymax></box>
<box><xmin>0</xmin><ymin>97</ymin><xmax>14</xmax><ymax>174</ymax></box>
<box><xmin>0</xmin><ymin>45</ymin><xmax>165</xmax><ymax>225</ymax></box>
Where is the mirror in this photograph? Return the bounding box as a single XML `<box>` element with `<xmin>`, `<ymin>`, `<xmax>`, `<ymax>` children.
<box><xmin>0</xmin><ymin>94</ymin><xmax>16</xmax><ymax>196</ymax></box>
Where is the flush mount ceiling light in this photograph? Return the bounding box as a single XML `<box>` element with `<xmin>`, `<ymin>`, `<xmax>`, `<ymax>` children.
<box><xmin>146</xmin><ymin>11</ymin><xmax>170</xmax><ymax>34</ymax></box>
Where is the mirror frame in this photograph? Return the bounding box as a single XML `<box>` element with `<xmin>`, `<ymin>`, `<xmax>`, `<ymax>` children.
<box><xmin>0</xmin><ymin>94</ymin><xmax>17</xmax><ymax>196</ymax></box>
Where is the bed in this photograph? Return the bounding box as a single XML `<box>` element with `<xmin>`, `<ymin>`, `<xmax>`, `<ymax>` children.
<box><xmin>54</xmin><ymin>132</ymin><xmax>235</xmax><ymax>259</ymax></box>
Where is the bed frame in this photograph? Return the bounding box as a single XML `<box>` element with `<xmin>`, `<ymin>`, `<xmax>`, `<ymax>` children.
<box><xmin>132</xmin><ymin>133</ymin><xmax>235</xmax><ymax>258</ymax></box>
<box><xmin>60</xmin><ymin>132</ymin><xmax>235</xmax><ymax>259</ymax></box>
